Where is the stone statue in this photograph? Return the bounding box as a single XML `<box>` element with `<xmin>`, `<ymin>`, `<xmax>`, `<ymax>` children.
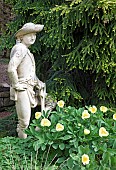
<box><xmin>8</xmin><ymin>23</ymin><xmax>56</xmax><ymax>139</ymax></box>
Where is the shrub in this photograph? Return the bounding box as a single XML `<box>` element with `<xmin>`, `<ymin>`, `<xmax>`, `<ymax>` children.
<box><xmin>1</xmin><ymin>0</ymin><xmax>116</xmax><ymax>107</ymax></box>
<box><xmin>26</xmin><ymin>101</ymin><xmax>116</xmax><ymax>169</ymax></box>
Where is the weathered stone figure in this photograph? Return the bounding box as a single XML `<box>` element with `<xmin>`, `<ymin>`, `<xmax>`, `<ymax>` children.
<box><xmin>8</xmin><ymin>23</ymin><xmax>55</xmax><ymax>138</ymax></box>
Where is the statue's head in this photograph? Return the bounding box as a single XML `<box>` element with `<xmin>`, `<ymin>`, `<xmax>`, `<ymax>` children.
<box><xmin>15</xmin><ymin>22</ymin><xmax>44</xmax><ymax>39</ymax></box>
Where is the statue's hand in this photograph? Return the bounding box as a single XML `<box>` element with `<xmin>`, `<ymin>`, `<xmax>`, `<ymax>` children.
<box><xmin>36</xmin><ymin>81</ymin><xmax>46</xmax><ymax>90</ymax></box>
<box><xmin>14</xmin><ymin>83</ymin><xmax>27</xmax><ymax>91</ymax></box>
<box><xmin>40</xmin><ymin>82</ymin><xmax>46</xmax><ymax>89</ymax></box>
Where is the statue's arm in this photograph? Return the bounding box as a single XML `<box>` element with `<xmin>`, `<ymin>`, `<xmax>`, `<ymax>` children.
<box><xmin>8</xmin><ymin>50</ymin><xmax>27</xmax><ymax>91</ymax></box>
<box><xmin>8</xmin><ymin>51</ymin><xmax>21</xmax><ymax>85</ymax></box>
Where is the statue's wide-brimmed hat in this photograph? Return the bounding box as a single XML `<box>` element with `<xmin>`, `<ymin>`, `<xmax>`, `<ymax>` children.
<box><xmin>15</xmin><ymin>22</ymin><xmax>44</xmax><ymax>38</ymax></box>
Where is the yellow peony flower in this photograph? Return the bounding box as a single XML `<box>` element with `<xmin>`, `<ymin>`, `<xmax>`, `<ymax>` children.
<box><xmin>99</xmin><ymin>127</ymin><xmax>109</xmax><ymax>137</ymax></box>
<box><xmin>57</xmin><ymin>100</ymin><xmax>65</xmax><ymax>108</ymax></box>
<box><xmin>35</xmin><ymin>112</ymin><xmax>42</xmax><ymax>119</ymax></box>
<box><xmin>82</xmin><ymin>154</ymin><xmax>90</xmax><ymax>165</ymax></box>
<box><xmin>84</xmin><ymin>129</ymin><xmax>90</xmax><ymax>135</ymax></box>
<box><xmin>113</xmin><ymin>113</ymin><xmax>116</xmax><ymax>120</ymax></box>
<box><xmin>41</xmin><ymin>118</ymin><xmax>51</xmax><ymax>127</ymax></box>
<box><xmin>100</xmin><ymin>106</ymin><xmax>108</xmax><ymax>113</ymax></box>
<box><xmin>82</xmin><ymin>110</ymin><xmax>90</xmax><ymax>119</ymax></box>
<box><xmin>89</xmin><ymin>105</ymin><xmax>97</xmax><ymax>113</ymax></box>
<box><xmin>56</xmin><ymin>123</ymin><xmax>64</xmax><ymax>131</ymax></box>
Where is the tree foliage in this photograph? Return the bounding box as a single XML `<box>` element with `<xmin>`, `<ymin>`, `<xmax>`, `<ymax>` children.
<box><xmin>1</xmin><ymin>0</ymin><xmax>116</xmax><ymax>107</ymax></box>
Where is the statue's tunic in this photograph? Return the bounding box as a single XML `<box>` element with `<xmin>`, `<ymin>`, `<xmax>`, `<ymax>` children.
<box><xmin>8</xmin><ymin>43</ymin><xmax>39</xmax><ymax>107</ymax></box>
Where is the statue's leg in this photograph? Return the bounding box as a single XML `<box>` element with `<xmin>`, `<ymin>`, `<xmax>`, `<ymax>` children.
<box><xmin>16</xmin><ymin>90</ymin><xmax>31</xmax><ymax>139</ymax></box>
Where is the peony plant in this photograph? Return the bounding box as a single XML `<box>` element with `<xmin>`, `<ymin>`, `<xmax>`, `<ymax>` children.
<box><xmin>25</xmin><ymin>101</ymin><xmax>116</xmax><ymax>169</ymax></box>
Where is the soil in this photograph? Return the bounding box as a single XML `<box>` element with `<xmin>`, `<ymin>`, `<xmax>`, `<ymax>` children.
<box><xmin>0</xmin><ymin>111</ymin><xmax>12</xmax><ymax>119</ymax></box>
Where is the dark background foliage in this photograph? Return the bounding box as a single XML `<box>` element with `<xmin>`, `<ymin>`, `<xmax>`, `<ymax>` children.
<box><xmin>1</xmin><ymin>0</ymin><xmax>116</xmax><ymax>107</ymax></box>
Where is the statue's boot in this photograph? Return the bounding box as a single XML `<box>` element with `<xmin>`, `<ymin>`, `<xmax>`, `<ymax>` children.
<box><xmin>17</xmin><ymin>124</ymin><xmax>27</xmax><ymax>139</ymax></box>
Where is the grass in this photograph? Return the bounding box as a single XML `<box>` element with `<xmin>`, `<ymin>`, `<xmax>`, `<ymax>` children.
<box><xmin>0</xmin><ymin>136</ymin><xmax>68</xmax><ymax>170</ymax></box>
<box><xmin>0</xmin><ymin>106</ymin><xmax>17</xmax><ymax>138</ymax></box>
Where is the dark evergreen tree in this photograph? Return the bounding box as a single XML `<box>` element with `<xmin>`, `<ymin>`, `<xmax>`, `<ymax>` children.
<box><xmin>1</xmin><ymin>0</ymin><xmax>116</xmax><ymax>107</ymax></box>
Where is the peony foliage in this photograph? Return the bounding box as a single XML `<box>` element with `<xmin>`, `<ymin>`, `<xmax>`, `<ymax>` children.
<box><xmin>25</xmin><ymin>102</ymin><xmax>116</xmax><ymax>169</ymax></box>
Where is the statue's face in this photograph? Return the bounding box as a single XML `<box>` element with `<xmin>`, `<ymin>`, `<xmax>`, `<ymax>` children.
<box><xmin>21</xmin><ymin>33</ymin><xmax>36</xmax><ymax>47</ymax></box>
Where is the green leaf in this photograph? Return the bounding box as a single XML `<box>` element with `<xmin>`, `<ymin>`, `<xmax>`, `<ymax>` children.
<box><xmin>59</xmin><ymin>143</ymin><xmax>65</xmax><ymax>150</ymax></box>
<box><xmin>52</xmin><ymin>143</ymin><xmax>58</xmax><ymax>149</ymax></box>
<box><xmin>60</xmin><ymin>135</ymin><xmax>72</xmax><ymax>140</ymax></box>
<box><xmin>67</xmin><ymin>158</ymin><xmax>74</xmax><ymax>169</ymax></box>
<box><xmin>50</xmin><ymin>114</ymin><xmax>58</xmax><ymax>123</ymax></box>
<box><xmin>74</xmin><ymin>141</ymin><xmax>78</xmax><ymax>148</ymax></box>
<box><xmin>112</xmin><ymin>139</ymin><xmax>116</xmax><ymax>149</ymax></box>
<box><xmin>73</xmin><ymin>165</ymin><xmax>81</xmax><ymax>170</ymax></box>
<box><xmin>102</xmin><ymin>152</ymin><xmax>110</xmax><ymax>162</ymax></box>
<box><xmin>41</xmin><ymin>144</ymin><xmax>46</xmax><ymax>151</ymax></box>
<box><xmin>111</xmin><ymin>156</ymin><xmax>116</xmax><ymax>167</ymax></box>
<box><xmin>46</xmin><ymin>133</ymin><xmax>52</xmax><ymax>139</ymax></box>
<box><xmin>70</xmin><ymin>153</ymin><xmax>79</xmax><ymax>161</ymax></box>
<box><xmin>33</xmin><ymin>140</ymin><xmax>41</xmax><ymax>151</ymax></box>
<box><xmin>57</xmin><ymin>157</ymin><xmax>66</xmax><ymax>163</ymax></box>
<box><xmin>29</xmin><ymin>126</ymin><xmax>35</xmax><ymax>134</ymax></box>
<box><xmin>78</xmin><ymin>145</ymin><xmax>89</xmax><ymax>154</ymax></box>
